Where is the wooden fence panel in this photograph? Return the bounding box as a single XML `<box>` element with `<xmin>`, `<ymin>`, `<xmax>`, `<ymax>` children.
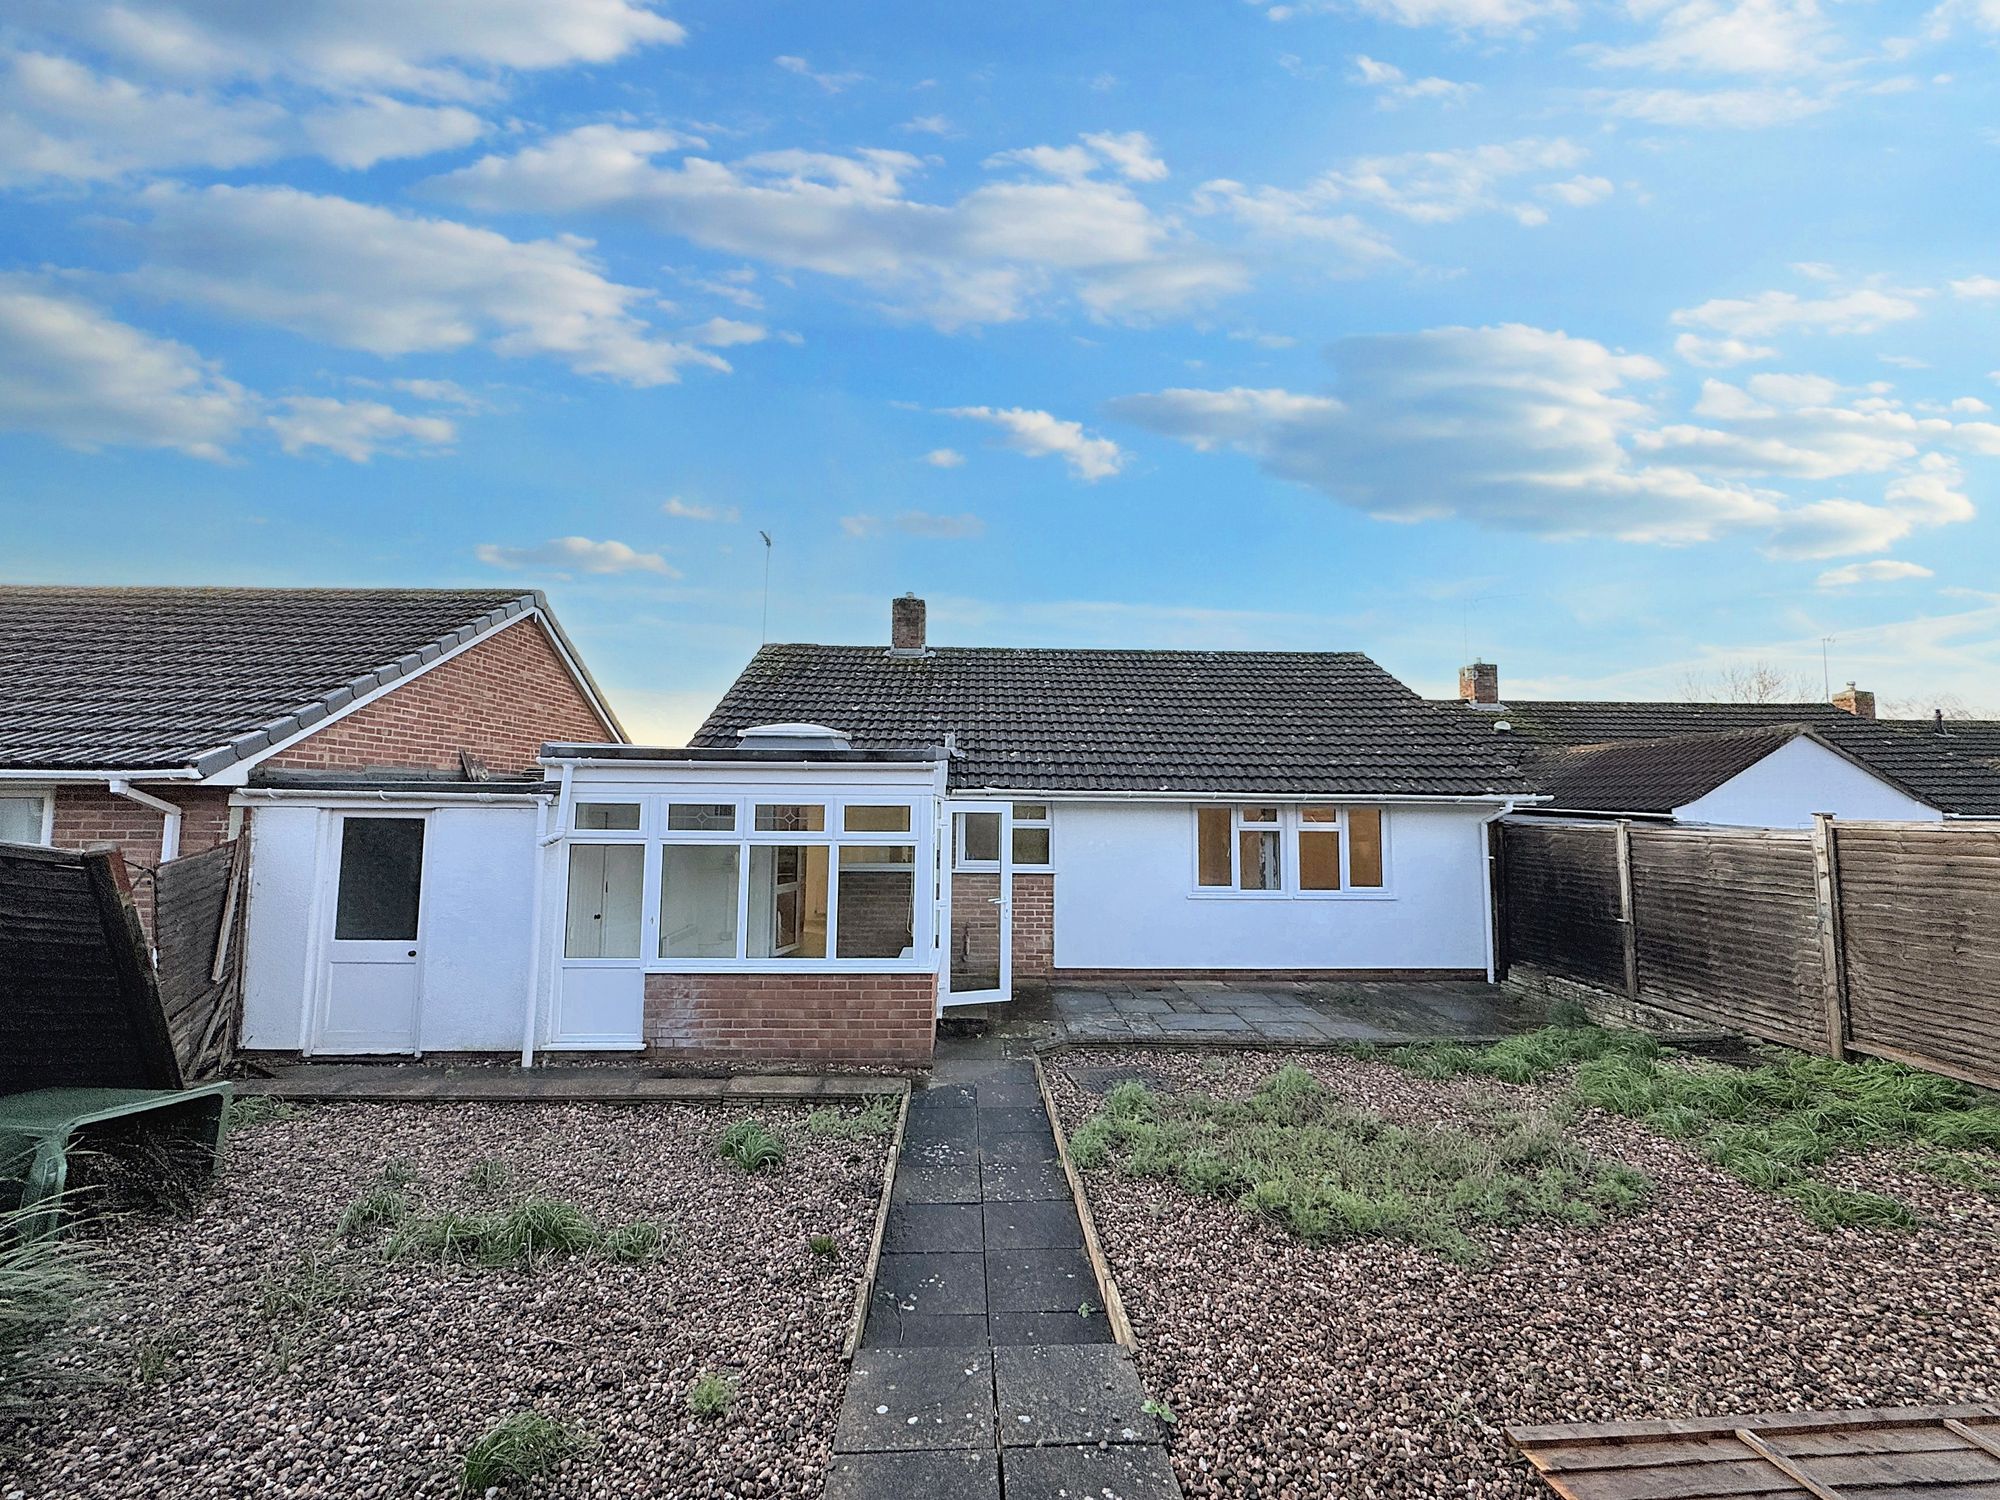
<box><xmin>1626</xmin><ymin>827</ymin><xmax>1825</xmax><ymax>1050</ymax></box>
<box><xmin>1835</xmin><ymin>823</ymin><xmax>2000</xmax><ymax>1089</ymax></box>
<box><xmin>1500</xmin><ymin>823</ymin><xmax>1626</xmax><ymax>992</ymax></box>
<box><xmin>150</xmin><ymin>838</ymin><xmax>244</xmax><ymax>1082</ymax></box>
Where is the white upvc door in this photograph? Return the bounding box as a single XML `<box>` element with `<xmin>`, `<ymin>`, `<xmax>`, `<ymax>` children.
<box><xmin>942</xmin><ymin>801</ymin><xmax>1011</xmax><ymax>1008</ymax></box>
<box><xmin>316</xmin><ymin>812</ymin><xmax>427</xmax><ymax>1054</ymax></box>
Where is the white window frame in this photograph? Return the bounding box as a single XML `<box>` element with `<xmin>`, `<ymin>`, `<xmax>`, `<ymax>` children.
<box><xmin>0</xmin><ymin>786</ymin><xmax>55</xmax><ymax>847</ymax></box>
<box><xmin>1189</xmin><ymin>803</ymin><xmax>1392</xmax><ymax>900</ymax></box>
<box><xmin>559</xmin><ymin>793</ymin><xmax>933</xmax><ymax>972</ymax></box>
<box><xmin>956</xmin><ymin>801</ymin><xmax>1053</xmax><ymax>871</ymax></box>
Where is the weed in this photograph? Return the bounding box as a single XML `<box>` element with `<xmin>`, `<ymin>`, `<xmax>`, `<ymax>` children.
<box><xmin>718</xmin><ymin>1120</ymin><xmax>785</xmax><ymax>1173</ymax></box>
<box><xmin>1142</xmin><ymin>1396</ymin><xmax>1178</xmax><ymax>1426</ymax></box>
<box><xmin>1547</xmin><ymin>999</ymin><xmax>1592</xmax><ymax>1029</ymax></box>
<box><xmin>687</xmin><ymin>1372</ymin><xmax>737</xmax><ymax>1418</ymax></box>
<box><xmin>133</xmin><ymin>1327</ymin><xmax>187</xmax><ymax>1386</ymax></box>
<box><xmin>601</xmin><ymin>1222</ymin><xmax>665</xmax><ymax>1265</ymax></box>
<box><xmin>380</xmin><ymin>1158</ymin><xmax>418</xmax><ymax>1188</ymax></box>
<box><xmin>460</xmin><ymin>1411</ymin><xmax>592</xmax><ymax>1494</ymax></box>
<box><xmin>1919</xmin><ymin>1150</ymin><xmax>2000</xmax><ymax>1196</ymax></box>
<box><xmin>477</xmin><ymin>1200</ymin><xmax>601</xmax><ymax>1268</ymax></box>
<box><xmin>1919</xmin><ymin>1107</ymin><xmax>2000</xmax><ymax>1151</ymax></box>
<box><xmin>1078</xmin><ymin>1300</ymin><xmax>1097</xmax><ymax>1317</ymax></box>
<box><xmin>461</xmin><ymin>1157</ymin><xmax>514</xmax><ymax>1196</ymax></box>
<box><xmin>0</xmin><ymin>1198</ymin><xmax>98</xmax><ymax>1421</ymax></box>
<box><xmin>805</xmin><ymin>1096</ymin><xmax>899</xmax><ymax>1140</ymax></box>
<box><xmin>337</xmin><ymin>1184</ymin><xmax>409</xmax><ymax>1239</ymax></box>
<box><xmin>1782</xmin><ymin>1181</ymin><xmax>1917</xmax><ymax>1231</ymax></box>
<box><xmin>226</xmin><ymin>1095</ymin><xmax>299</xmax><ymax>1132</ymax></box>
<box><xmin>254</xmin><ymin>1248</ymin><xmax>360</xmax><ymax>1331</ymax></box>
<box><xmin>807</xmin><ymin>1234</ymin><xmax>839</xmax><ymax>1260</ymax></box>
<box><xmin>385</xmin><ymin>1211</ymin><xmax>490</xmax><ymax>1265</ymax></box>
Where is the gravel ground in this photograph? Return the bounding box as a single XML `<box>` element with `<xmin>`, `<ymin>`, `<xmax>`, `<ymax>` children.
<box><xmin>1049</xmin><ymin>1047</ymin><xmax>2000</xmax><ymax>1500</ymax></box>
<box><xmin>3</xmin><ymin>1101</ymin><xmax>891</xmax><ymax>1499</ymax></box>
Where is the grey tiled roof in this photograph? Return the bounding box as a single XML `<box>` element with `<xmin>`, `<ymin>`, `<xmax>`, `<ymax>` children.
<box><xmin>1524</xmin><ymin>726</ymin><xmax>1809</xmax><ymax>815</ymax></box>
<box><xmin>1483</xmin><ymin>700</ymin><xmax>2000</xmax><ymax>817</ymax></box>
<box><xmin>0</xmin><ymin>587</ymin><xmax>564</xmax><ymax>774</ymax></box>
<box><xmin>693</xmin><ymin>645</ymin><xmax>1532</xmax><ymax>797</ymax></box>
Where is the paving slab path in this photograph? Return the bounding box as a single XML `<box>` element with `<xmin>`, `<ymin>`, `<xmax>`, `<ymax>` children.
<box><xmin>826</xmin><ymin>1036</ymin><xmax>1182</xmax><ymax>1500</ymax></box>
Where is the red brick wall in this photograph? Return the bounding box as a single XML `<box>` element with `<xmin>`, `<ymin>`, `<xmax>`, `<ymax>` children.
<box><xmin>265</xmin><ymin>614</ymin><xmax>611</xmax><ymax>776</ymax></box>
<box><xmin>1013</xmin><ymin>873</ymin><xmax>1054</xmax><ymax>981</ymax></box>
<box><xmin>1050</xmin><ymin>967</ymin><xmax>1486</xmax><ymax>982</ymax></box>
<box><xmin>643</xmin><ymin>973</ymin><xmax>937</xmax><ymax>1067</ymax></box>
<box><xmin>51</xmin><ymin>787</ymin><xmax>235</xmax><ymax>871</ymax></box>
<box><xmin>950</xmin><ymin>871</ymin><xmax>1054</xmax><ymax>992</ymax></box>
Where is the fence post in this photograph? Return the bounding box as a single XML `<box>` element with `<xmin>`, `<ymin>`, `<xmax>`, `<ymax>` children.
<box><xmin>1614</xmin><ymin>820</ymin><xmax>1639</xmax><ymax>1002</ymax></box>
<box><xmin>1809</xmin><ymin>812</ymin><xmax>1850</xmax><ymax>1060</ymax></box>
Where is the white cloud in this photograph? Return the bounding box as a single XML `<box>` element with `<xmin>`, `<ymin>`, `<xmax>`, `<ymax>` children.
<box><xmin>1586</xmin><ymin>0</ymin><xmax>1835</xmax><ymax>76</ymax></box>
<box><xmin>1351</xmin><ymin>54</ymin><xmax>1475</xmax><ymax>105</ymax></box>
<box><xmin>924</xmin><ymin>447</ymin><xmax>966</xmax><ymax>467</ymax></box>
<box><xmin>1259</xmin><ymin>0</ymin><xmax>1575</xmax><ymax>33</ymax></box>
<box><xmin>20</xmin><ymin>0</ymin><xmax>684</xmax><ymax>98</ymax></box>
<box><xmin>684</xmin><ymin>316</ymin><xmax>770</xmax><ymax>347</ymax></box>
<box><xmin>662</xmin><ymin>496</ymin><xmax>740</xmax><ymax>522</ymax></box>
<box><xmin>0</xmin><ymin>279</ymin><xmax>249</xmax><ymax>457</ymax></box>
<box><xmin>1111</xmin><ymin>324</ymin><xmax>1780</xmax><ymax>544</ymax></box>
<box><xmin>1582</xmin><ymin>85</ymin><xmax>1833</xmax><ymax>127</ymax></box>
<box><xmin>901</xmin><ymin>114</ymin><xmax>953</xmax><ymax>136</ymax></box>
<box><xmin>775</xmin><ymin>55</ymin><xmax>862</xmax><ymax>93</ymax></box>
<box><xmin>1319</xmin><ymin>137</ymin><xmax>1591</xmax><ymax>224</ymax></box>
<box><xmin>1817</xmin><ymin>558</ymin><xmax>1934</xmax><ymax>589</ymax></box>
<box><xmin>268</xmin><ymin>396</ymin><xmax>456</xmax><ymax>460</ymax></box>
<box><xmin>944</xmin><ymin>405</ymin><xmax>1127</xmax><ymax>481</ymax></box>
<box><xmin>1951</xmin><ymin>274</ymin><xmax>2000</xmax><ymax>299</ymax></box>
<box><xmin>1674</xmin><ymin>332</ymin><xmax>1778</xmax><ymax>367</ymax></box>
<box><xmin>384</xmin><ymin>377</ymin><xmax>486</xmax><ymax>409</ymax></box>
<box><xmin>840</xmin><ymin>510</ymin><xmax>986</xmax><ymax>538</ymax></box>
<box><xmin>1540</xmin><ymin>174</ymin><xmax>1614</xmax><ymax>206</ymax></box>
<box><xmin>475</xmin><ymin>535</ymin><xmax>679</xmax><ymax>576</ymax></box>
<box><xmin>1672</xmin><ymin>285</ymin><xmax>1926</xmax><ymax>339</ymax></box>
<box><xmin>1765</xmin><ymin>498</ymin><xmax>1914</xmax><ymax>559</ymax></box>
<box><xmin>1189</xmin><ymin>180</ymin><xmax>1403</xmax><ymax>265</ymax></box>
<box><xmin>430</xmin><ymin>126</ymin><xmax>1241</xmax><ymax>328</ymax></box>
<box><xmin>126</xmin><ymin>183</ymin><xmax>724</xmax><ymax>385</ymax></box>
<box><xmin>301</xmin><ymin>95</ymin><xmax>487</xmax><ymax>169</ymax></box>
<box><xmin>987</xmin><ymin>131</ymin><xmax>1167</xmax><ymax>183</ymax></box>
<box><xmin>1081</xmin><ymin>130</ymin><xmax>1168</xmax><ymax>182</ymax></box>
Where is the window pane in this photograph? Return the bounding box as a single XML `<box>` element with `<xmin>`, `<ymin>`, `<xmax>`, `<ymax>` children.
<box><xmin>660</xmin><ymin>845</ymin><xmax>739</xmax><ymax>958</ymax></box>
<box><xmin>667</xmin><ymin>803</ymin><xmax>735</xmax><ymax>832</ymax></box>
<box><xmin>958</xmin><ymin>811</ymin><xmax>1000</xmax><ymax>863</ymax></box>
<box><xmin>1240</xmin><ymin>805</ymin><xmax>1279</xmax><ymax>824</ymax></box>
<box><xmin>564</xmin><ymin>843</ymin><xmax>642</xmax><ymax>958</ymax></box>
<box><xmin>1012</xmin><ymin>826</ymin><xmax>1052</xmax><ymax>866</ymax></box>
<box><xmin>334</xmin><ymin>818</ymin><xmax>424</xmax><ymax>941</ymax></box>
<box><xmin>1013</xmin><ymin>803</ymin><xmax>1049</xmax><ymax>821</ymax></box>
<box><xmin>0</xmin><ymin>795</ymin><xmax>46</xmax><ymax>844</ymax></box>
<box><xmin>574</xmin><ymin>802</ymin><xmax>641</xmax><ymax>831</ymax></box>
<box><xmin>1349</xmin><ymin>808</ymin><xmax>1385</xmax><ymax>888</ymax></box>
<box><xmin>1196</xmin><ymin>807</ymin><xmax>1231</xmax><ymax>887</ymax></box>
<box><xmin>1301</xmin><ymin>805</ymin><xmax>1338</xmax><ymax>824</ymax></box>
<box><xmin>756</xmin><ymin>803</ymin><xmax>825</xmax><ymax>832</ymax></box>
<box><xmin>748</xmin><ymin>844</ymin><xmax>829</xmax><ymax>958</ymax></box>
<box><xmin>837</xmin><ymin>845</ymin><xmax>915</xmax><ymax>958</ymax></box>
<box><xmin>843</xmin><ymin>804</ymin><xmax>911</xmax><ymax>833</ymax></box>
<box><xmin>1300</xmin><ymin>829</ymin><xmax>1342</xmax><ymax>891</ymax></box>
<box><xmin>1238</xmin><ymin>829</ymin><xmax>1282</xmax><ymax>891</ymax></box>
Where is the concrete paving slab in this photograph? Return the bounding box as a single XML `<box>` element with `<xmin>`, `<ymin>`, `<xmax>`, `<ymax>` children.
<box><xmin>891</xmin><ymin>1163</ymin><xmax>983</xmax><ymax>1205</ymax></box>
<box><xmin>978</xmin><ymin>1131</ymin><xmax>1058</xmax><ymax>1165</ymax></box>
<box><xmin>993</xmin><ymin>1345</ymin><xmax>1159</xmax><ymax>1447</ymax></box>
<box><xmin>825</xmin><ymin>1450</ymin><xmax>1000</xmax><ymax>1500</ymax></box>
<box><xmin>1001</xmin><ymin>1444</ymin><xmax>1183</xmax><ymax>1499</ymax></box>
<box><xmin>873</xmin><ymin>1252</ymin><xmax>987</xmax><ymax>1317</ymax></box>
<box><xmin>969</xmin><ymin>1079</ymin><xmax>1043</xmax><ymax>1109</ymax></box>
<box><xmin>862</xmin><ymin>1312</ymin><xmax>991</xmax><ymax>1349</ymax></box>
<box><xmin>979</xmin><ymin>1160</ymin><xmax>1071</xmax><ymax>1202</ymax></box>
<box><xmin>981</xmin><ymin>1199</ymin><xmax>1083</xmax><ymax>1251</ymax></box>
<box><xmin>988</xmin><ymin>1310</ymin><xmax>1112</xmax><ymax>1346</ymax></box>
<box><xmin>1156</xmin><ymin>1012</ymin><xmax>1252</xmax><ymax>1031</ymax></box>
<box><xmin>902</xmin><ymin>1133</ymin><xmax>978</xmax><ymax>1169</ymax></box>
<box><xmin>883</xmin><ymin>1202</ymin><xmax>984</xmax><ymax>1254</ymax></box>
<box><xmin>976</xmin><ymin>1106</ymin><xmax>1051</xmax><ymax>1137</ymax></box>
<box><xmin>909</xmin><ymin>1083</ymin><xmax>977</xmax><ymax>1113</ymax></box>
<box><xmin>986</xmin><ymin>1247</ymin><xmax>1097</xmax><ymax>1313</ymax></box>
<box><xmin>834</xmin><ymin>1349</ymin><xmax>996</xmax><ymax>1453</ymax></box>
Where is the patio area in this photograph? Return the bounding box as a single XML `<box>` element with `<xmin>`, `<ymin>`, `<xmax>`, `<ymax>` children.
<box><xmin>1048</xmin><ymin>978</ymin><xmax>1548</xmax><ymax>1046</ymax></box>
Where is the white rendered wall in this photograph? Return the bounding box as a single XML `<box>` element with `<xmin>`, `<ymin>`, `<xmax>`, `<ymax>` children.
<box><xmin>240</xmin><ymin>804</ymin><xmax>321</xmax><ymax>1049</ymax></box>
<box><xmin>1674</xmin><ymin>738</ymin><xmax>1941</xmax><ymax>828</ymax></box>
<box><xmin>1050</xmin><ymin>801</ymin><xmax>1492</xmax><ymax>971</ymax></box>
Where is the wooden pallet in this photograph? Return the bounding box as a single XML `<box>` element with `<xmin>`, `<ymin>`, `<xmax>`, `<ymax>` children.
<box><xmin>1508</xmin><ymin>1405</ymin><xmax>2000</xmax><ymax>1500</ymax></box>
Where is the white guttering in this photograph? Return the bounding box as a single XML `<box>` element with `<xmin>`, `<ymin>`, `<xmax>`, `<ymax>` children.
<box><xmin>0</xmin><ymin>767</ymin><xmax>200</xmax><ymax>781</ymax></box>
<box><xmin>108</xmin><ymin>779</ymin><xmax>184</xmax><ymax>862</ymax></box>
<box><xmin>538</xmin><ymin>756</ymin><xmax>938</xmax><ymax>774</ymax></box>
<box><xmin>951</xmin><ymin>787</ymin><xmax>1545</xmax><ymax>806</ymax></box>
<box><xmin>230</xmin><ymin>788</ymin><xmax>550</xmax><ymax>806</ymax></box>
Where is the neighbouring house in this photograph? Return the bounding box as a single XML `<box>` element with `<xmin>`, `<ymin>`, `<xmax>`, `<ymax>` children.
<box><xmin>1446</xmin><ymin>661</ymin><xmax>2000</xmax><ymax>827</ymax></box>
<box><xmin>0</xmin><ymin>586</ymin><xmax>625</xmax><ymax>1058</ymax></box>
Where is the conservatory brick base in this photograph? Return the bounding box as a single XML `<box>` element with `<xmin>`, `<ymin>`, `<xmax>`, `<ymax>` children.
<box><xmin>643</xmin><ymin>972</ymin><xmax>938</xmax><ymax>1067</ymax></box>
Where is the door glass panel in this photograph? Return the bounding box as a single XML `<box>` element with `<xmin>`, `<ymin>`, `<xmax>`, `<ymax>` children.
<box><xmin>1238</xmin><ymin>829</ymin><xmax>1282</xmax><ymax>891</ymax></box>
<box><xmin>564</xmin><ymin>843</ymin><xmax>643</xmax><ymax>958</ymax></box>
<box><xmin>1300</xmin><ymin>829</ymin><xmax>1342</xmax><ymax>891</ymax></box>
<box><xmin>837</xmin><ymin>845</ymin><xmax>915</xmax><ymax>958</ymax></box>
<box><xmin>575</xmin><ymin>802</ymin><xmax>641</xmax><ymax>831</ymax></box>
<box><xmin>957</xmin><ymin>810</ymin><xmax>1000</xmax><ymax>864</ymax></box>
<box><xmin>334</xmin><ymin>818</ymin><xmax>425</xmax><ymax>941</ymax></box>
<box><xmin>1195</xmin><ymin>807</ymin><xmax>1231</xmax><ymax>887</ymax></box>
<box><xmin>843</xmin><ymin>804</ymin><xmax>911</xmax><ymax>832</ymax></box>
<box><xmin>747</xmin><ymin>844</ymin><xmax>829</xmax><ymax>957</ymax></box>
<box><xmin>1349</xmin><ymin>808</ymin><xmax>1385</xmax><ymax>888</ymax></box>
<box><xmin>660</xmin><ymin>845</ymin><xmax>740</xmax><ymax>958</ymax></box>
<box><xmin>755</xmin><ymin>803</ymin><xmax>825</xmax><ymax>832</ymax></box>
<box><xmin>667</xmin><ymin>803</ymin><xmax>734</xmax><ymax>832</ymax></box>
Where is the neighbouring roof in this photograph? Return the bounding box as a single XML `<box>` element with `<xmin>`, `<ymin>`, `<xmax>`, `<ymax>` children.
<box><xmin>1524</xmin><ymin>725</ymin><xmax>1816</xmax><ymax>816</ymax></box>
<box><xmin>693</xmin><ymin>645</ymin><xmax>1532</xmax><ymax>797</ymax></box>
<box><xmin>1473</xmin><ymin>699</ymin><xmax>2000</xmax><ymax>818</ymax></box>
<box><xmin>1883</xmin><ymin>717</ymin><xmax>2000</xmax><ymax>768</ymax></box>
<box><xmin>0</xmin><ymin>587</ymin><xmax>611</xmax><ymax>777</ymax></box>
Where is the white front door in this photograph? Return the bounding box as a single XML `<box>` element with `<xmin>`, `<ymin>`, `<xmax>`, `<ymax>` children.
<box><xmin>944</xmin><ymin>802</ymin><xmax>1012</xmax><ymax>1007</ymax></box>
<box><xmin>316</xmin><ymin>814</ymin><xmax>427</xmax><ymax>1054</ymax></box>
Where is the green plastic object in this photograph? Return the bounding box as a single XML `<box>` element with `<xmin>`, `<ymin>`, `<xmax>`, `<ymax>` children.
<box><xmin>0</xmin><ymin>1083</ymin><xmax>233</xmax><ymax>1238</ymax></box>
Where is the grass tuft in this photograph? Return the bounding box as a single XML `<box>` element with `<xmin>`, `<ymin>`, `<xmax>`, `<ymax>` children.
<box><xmin>460</xmin><ymin>1157</ymin><xmax>514</xmax><ymax>1196</ymax></box>
<box><xmin>1782</xmin><ymin>1180</ymin><xmax>1918</xmax><ymax>1230</ymax></box>
<box><xmin>687</xmin><ymin>1372</ymin><xmax>737</xmax><ymax>1418</ymax></box>
<box><xmin>808</xmin><ymin>1234</ymin><xmax>840</xmax><ymax>1260</ymax></box>
<box><xmin>805</xmin><ymin>1096</ymin><xmax>899</xmax><ymax>1140</ymax></box>
<box><xmin>459</xmin><ymin>1411</ymin><xmax>592</xmax><ymax>1494</ymax></box>
<box><xmin>337</xmin><ymin>1184</ymin><xmax>409</xmax><ymax>1240</ymax></box>
<box><xmin>0</xmin><ymin>1198</ymin><xmax>98</xmax><ymax>1423</ymax></box>
<box><xmin>225</xmin><ymin>1095</ymin><xmax>300</xmax><ymax>1132</ymax></box>
<box><xmin>718</xmin><ymin>1120</ymin><xmax>785</xmax><ymax>1173</ymax></box>
<box><xmin>255</xmin><ymin>1247</ymin><xmax>359</xmax><ymax>1323</ymax></box>
<box><xmin>600</xmin><ymin>1221</ymin><xmax>665</xmax><ymax>1265</ymax></box>
<box><xmin>1918</xmin><ymin>1150</ymin><xmax>2000</xmax><ymax>1197</ymax></box>
<box><xmin>385</xmin><ymin>1211</ymin><xmax>491</xmax><ymax>1265</ymax></box>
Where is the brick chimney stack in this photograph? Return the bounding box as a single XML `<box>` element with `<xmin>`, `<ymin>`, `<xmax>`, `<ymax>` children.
<box><xmin>1831</xmin><ymin>681</ymin><xmax>1876</xmax><ymax>719</ymax></box>
<box><xmin>1458</xmin><ymin>660</ymin><xmax>1500</xmax><ymax>707</ymax></box>
<box><xmin>890</xmin><ymin>593</ymin><xmax>927</xmax><ymax>655</ymax></box>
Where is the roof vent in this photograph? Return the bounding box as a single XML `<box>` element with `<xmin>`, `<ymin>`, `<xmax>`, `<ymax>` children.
<box><xmin>735</xmin><ymin>722</ymin><xmax>852</xmax><ymax>751</ymax></box>
<box><xmin>1493</xmin><ymin>719</ymin><xmax>1513</xmax><ymax>733</ymax></box>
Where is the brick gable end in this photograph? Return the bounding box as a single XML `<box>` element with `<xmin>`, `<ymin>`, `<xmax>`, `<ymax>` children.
<box><xmin>266</xmin><ymin>615</ymin><xmax>611</xmax><ymax>776</ymax></box>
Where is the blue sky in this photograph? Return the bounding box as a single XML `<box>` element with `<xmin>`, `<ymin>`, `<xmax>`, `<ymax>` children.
<box><xmin>4</xmin><ymin>0</ymin><xmax>1999</xmax><ymax>740</ymax></box>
